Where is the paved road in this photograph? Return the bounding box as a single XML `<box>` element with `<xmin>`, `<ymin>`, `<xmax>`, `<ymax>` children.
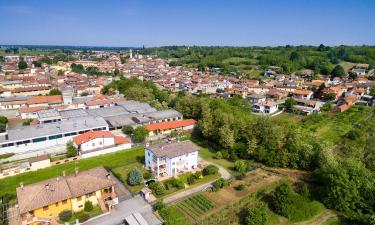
<box><xmin>163</xmin><ymin>159</ymin><xmax>232</xmax><ymax>204</ymax></box>
<box><xmin>84</xmin><ymin>195</ymin><xmax>161</xmax><ymax>225</ymax></box>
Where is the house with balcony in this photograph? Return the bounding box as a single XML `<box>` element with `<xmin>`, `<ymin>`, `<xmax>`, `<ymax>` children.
<box><xmin>16</xmin><ymin>167</ymin><xmax>118</xmax><ymax>225</ymax></box>
<box><xmin>145</xmin><ymin>141</ymin><xmax>199</xmax><ymax>178</ymax></box>
<box><xmin>253</xmin><ymin>101</ymin><xmax>279</xmax><ymax>114</ymax></box>
<box><xmin>292</xmin><ymin>89</ymin><xmax>313</xmax><ymax>100</ymax></box>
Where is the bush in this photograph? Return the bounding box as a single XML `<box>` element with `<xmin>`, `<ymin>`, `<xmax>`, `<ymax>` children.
<box><xmin>58</xmin><ymin>210</ymin><xmax>72</xmax><ymax>222</ymax></box>
<box><xmin>234</xmin><ymin>160</ymin><xmax>248</xmax><ymax>173</ymax></box>
<box><xmin>154</xmin><ymin>199</ymin><xmax>166</xmax><ymax>211</ymax></box>
<box><xmin>0</xmin><ymin>116</ymin><xmax>8</xmax><ymax>125</ymax></box>
<box><xmin>149</xmin><ymin>182</ymin><xmax>166</xmax><ymax>195</ymax></box>
<box><xmin>133</xmin><ymin>126</ymin><xmax>148</xmax><ymax>142</ymax></box>
<box><xmin>245</xmin><ymin>202</ymin><xmax>268</xmax><ymax>225</ymax></box>
<box><xmin>77</xmin><ymin>212</ymin><xmax>90</xmax><ymax>223</ymax></box>
<box><xmin>203</xmin><ymin>165</ymin><xmax>219</xmax><ymax>176</ymax></box>
<box><xmin>235</xmin><ymin>184</ymin><xmax>246</xmax><ymax>191</ymax></box>
<box><xmin>127</xmin><ymin>168</ymin><xmax>144</xmax><ymax>186</ymax></box>
<box><xmin>187</xmin><ymin>174</ymin><xmax>196</xmax><ymax>185</ymax></box>
<box><xmin>215</xmin><ymin>151</ymin><xmax>223</xmax><ymax>159</ymax></box>
<box><xmin>164</xmin><ymin>178</ymin><xmax>184</xmax><ymax>189</ymax></box>
<box><xmin>212</xmin><ymin>178</ymin><xmax>229</xmax><ymax>191</ymax></box>
<box><xmin>143</xmin><ymin>171</ymin><xmax>153</xmax><ymax>180</ymax></box>
<box><xmin>84</xmin><ymin>200</ymin><xmax>93</xmax><ymax>212</ymax></box>
<box><xmin>194</xmin><ymin>171</ymin><xmax>203</xmax><ymax>179</ymax></box>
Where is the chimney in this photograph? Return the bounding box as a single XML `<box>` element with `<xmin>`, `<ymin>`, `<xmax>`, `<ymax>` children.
<box><xmin>75</xmin><ymin>167</ymin><xmax>79</xmax><ymax>175</ymax></box>
<box><xmin>20</xmin><ymin>182</ymin><xmax>24</xmax><ymax>189</ymax></box>
<box><xmin>45</xmin><ymin>184</ymin><xmax>50</xmax><ymax>190</ymax></box>
<box><xmin>161</xmin><ymin>146</ymin><xmax>164</xmax><ymax>150</ymax></box>
<box><xmin>62</xmin><ymin>170</ymin><xmax>66</xmax><ymax>177</ymax></box>
<box><xmin>56</xmin><ymin>176</ymin><xmax>60</xmax><ymax>181</ymax></box>
<box><xmin>106</xmin><ymin>173</ymin><xmax>111</xmax><ymax>179</ymax></box>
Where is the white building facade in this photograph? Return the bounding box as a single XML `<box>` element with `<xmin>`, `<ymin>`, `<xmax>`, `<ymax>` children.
<box><xmin>145</xmin><ymin>141</ymin><xmax>199</xmax><ymax>178</ymax></box>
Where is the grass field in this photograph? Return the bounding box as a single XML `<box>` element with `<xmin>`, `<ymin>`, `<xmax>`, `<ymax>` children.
<box><xmin>198</xmin><ymin>147</ymin><xmax>236</xmax><ymax>174</ymax></box>
<box><xmin>111</xmin><ymin>162</ymin><xmax>148</xmax><ymax>193</ymax></box>
<box><xmin>301</xmin><ymin>106</ymin><xmax>373</xmax><ymax>144</ymax></box>
<box><xmin>0</xmin><ymin>147</ymin><xmax>144</xmax><ymax>198</ymax></box>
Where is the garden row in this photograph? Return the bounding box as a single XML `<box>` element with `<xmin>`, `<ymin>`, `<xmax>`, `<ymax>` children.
<box><xmin>175</xmin><ymin>194</ymin><xmax>215</xmax><ymax>222</ymax></box>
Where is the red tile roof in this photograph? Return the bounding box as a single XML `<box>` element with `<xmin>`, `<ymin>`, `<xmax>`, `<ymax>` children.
<box><xmin>114</xmin><ymin>136</ymin><xmax>129</xmax><ymax>145</ymax></box>
<box><xmin>26</xmin><ymin>95</ymin><xmax>63</xmax><ymax>105</ymax></box>
<box><xmin>145</xmin><ymin>119</ymin><xmax>197</xmax><ymax>131</ymax></box>
<box><xmin>73</xmin><ymin>130</ymin><xmax>114</xmax><ymax>145</ymax></box>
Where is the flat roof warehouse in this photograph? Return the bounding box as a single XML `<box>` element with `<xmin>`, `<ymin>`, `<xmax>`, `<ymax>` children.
<box><xmin>0</xmin><ymin>100</ymin><xmax>183</xmax><ymax>148</ymax></box>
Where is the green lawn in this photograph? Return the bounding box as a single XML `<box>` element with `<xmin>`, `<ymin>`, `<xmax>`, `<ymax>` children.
<box><xmin>111</xmin><ymin>162</ymin><xmax>148</xmax><ymax>193</ymax></box>
<box><xmin>199</xmin><ymin>148</ymin><xmax>236</xmax><ymax>174</ymax></box>
<box><xmin>0</xmin><ymin>147</ymin><xmax>144</xmax><ymax>198</ymax></box>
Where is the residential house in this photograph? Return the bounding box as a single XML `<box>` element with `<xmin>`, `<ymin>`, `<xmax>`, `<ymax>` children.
<box><xmin>16</xmin><ymin>167</ymin><xmax>118</xmax><ymax>225</ymax></box>
<box><xmin>145</xmin><ymin>141</ymin><xmax>199</xmax><ymax>178</ymax></box>
<box><xmin>247</xmin><ymin>94</ymin><xmax>266</xmax><ymax>104</ymax></box>
<box><xmin>293</xmin><ymin>98</ymin><xmax>324</xmax><ymax>115</ymax></box>
<box><xmin>73</xmin><ymin>130</ymin><xmax>130</xmax><ymax>152</ymax></box>
<box><xmin>292</xmin><ymin>89</ymin><xmax>313</xmax><ymax>100</ymax></box>
<box><xmin>253</xmin><ymin>101</ymin><xmax>279</xmax><ymax>114</ymax></box>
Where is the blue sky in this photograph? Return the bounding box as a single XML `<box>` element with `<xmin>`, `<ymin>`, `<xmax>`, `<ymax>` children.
<box><xmin>0</xmin><ymin>0</ymin><xmax>374</xmax><ymax>47</ymax></box>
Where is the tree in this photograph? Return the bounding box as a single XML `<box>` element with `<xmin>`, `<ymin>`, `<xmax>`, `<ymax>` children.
<box><xmin>0</xmin><ymin>123</ymin><xmax>6</xmax><ymax>133</ymax></box>
<box><xmin>58</xmin><ymin>70</ymin><xmax>64</xmax><ymax>76</ymax></box>
<box><xmin>331</xmin><ymin>65</ymin><xmax>345</xmax><ymax>78</ymax></box>
<box><xmin>66</xmin><ymin>141</ymin><xmax>78</xmax><ymax>157</ymax></box>
<box><xmin>245</xmin><ymin>203</ymin><xmax>268</xmax><ymax>225</ymax></box>
<box><xmin>49</xmin><ymin>89</ymin><xmax>62</xmax><ymax>96</ymax></box>
<box><xmin>369</xmin><ymin>87</ymin><xmax>375</xmax><ymax>96</ymax></box>
<box><xmin>127</xmin><ymin>168</ymin><xmax>143</xmax><ymax>185</ymax></box>
<box><xmin>234</xmin><ymin>160</ymin><xmax>248</xmax><ymax>173</ymax></box>
<box><xmin>122</xmin><ymin>125</ymin><xmax>134</xmax><ymax>135</ymax></box>
<box><xmin>348</xmin><ymin>71</ymin><xmax>358</xmax><ymax>80</ymax></box>
<box><xmin>84</xmin><ymin>201</ymin><xmax>93</xmax><ymax>212</ymax></box>
<box><xmin>323</xmin><ymin>93</ymin><xmax>336</xmax><ymax>101</ymax></box>
<box><xmin>133</xmin><ymin>126</ymin><xmax>148</xmax><ymax>142</ymax></box>
<box><xmin>32</xmin><ymin>61</ymin><xmax>41</xmax><ymax>67</ymax></box>
<box><xmin>284</xmin><ymin>98</ymin><xmax>296</xmax><ymax>111</ymax></box>
<box><xmin>18</xmin><ymin>61</ymin><xmax>27</xmax><ymax>70</ymax></box>
<box><xmin>0</xmin><ymin>116</ymin><xmax>8</xmax><ymax>125</ymax></box>
<box><xmin>289</xmin><ymin>51</ymin><xmax>300</xmax><ymax>61</ymax></box>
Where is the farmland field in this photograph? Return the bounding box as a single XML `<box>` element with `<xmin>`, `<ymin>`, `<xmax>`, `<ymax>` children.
<box><xmin>175</xmin><ymin>194</ymin><xmax>215</xmax><ymax>224</ymax></box>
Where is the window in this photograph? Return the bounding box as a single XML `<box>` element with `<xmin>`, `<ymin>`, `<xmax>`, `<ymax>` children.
<box><xmin>55</xmin><ymin>202</ymin><xmax>59</xmax><ymax>207</ymax></box>
<box><xmin>62</xmin><ymin>200</ymin><xmax>67</xmax><ymax>205</ymax></box>
<box><xmin>99</xmin><ymin>141</ymin><xmax>102</xmax><ymax>145</ymax></box>
<box><xmin>43</xmin><ymin>206</ymin><xmax>49</xmax><ymax>211</ymax></box>
<box><xmin>77</xmin><ymin>197</ymin><xmax>82</xmax><ymax>201</ymax></box>
<box><xmin>86</xmin><ymin>192</ymin><xmax>94</xmax><ymax>198</ymax></box>
<box><xmin>92</xmin><ymin>143</ymin><xmax>95</xmax><ymax>147</ymax></box>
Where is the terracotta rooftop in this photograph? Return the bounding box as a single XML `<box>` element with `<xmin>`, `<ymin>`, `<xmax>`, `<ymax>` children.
<box><xmin>73</xmin><ymin>130</ymin><xmax>114</xmax><ymax>145</ymax></box>
<box><xmin>293</xmin><ymin>89</ymin><xmax>313</xmax><ymax>95</ymax></box>
<box><xmin>145</xmin><ymin>119</ymin><xmax>197</xmax><ymax>131</ymax></box>
<box><xmin>16</xmin><ymin>167</ymin><xmax>115</xmax><ymax>214</ymax></box>
<box><xmin>26</xmin><ymin>95</ymin><xmax>63</xmax><ymax>105</ymax></box>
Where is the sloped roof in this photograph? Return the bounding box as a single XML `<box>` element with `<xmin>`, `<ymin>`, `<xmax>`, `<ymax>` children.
<box><xmin>73</xmin><ymin>130</ymin><xmax>114</xmax><ymax>145</ymax></box>
<box><xmin>16</xmin><ymin>167</ymin><xmax>115</xmax><ymax>214</ymax></box>
<box><xmin>145</xmin><ymin>119</ymin><xmax>196</xmax><ymax>131</ymax></box>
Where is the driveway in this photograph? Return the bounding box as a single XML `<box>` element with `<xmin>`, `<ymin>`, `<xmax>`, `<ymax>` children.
<box><xmin>84</xmin><ymin>195</ymin><xmax>161</xmax><ymax>225</ymax></box>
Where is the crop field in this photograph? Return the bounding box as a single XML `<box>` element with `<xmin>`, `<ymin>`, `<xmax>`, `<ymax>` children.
<box><xmin>175</xmin><ymin>194</ymin><xmax>215</xmax><ymax>224</ymax></box>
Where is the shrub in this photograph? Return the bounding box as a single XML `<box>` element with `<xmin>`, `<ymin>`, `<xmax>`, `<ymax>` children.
<box><xmin>133</xmin><ymin>126</ymin><xmax>148</xmax><ymax>142</ymax></box>
<box><xmin>143</xmin><ymin>171</ymin><xmax>153</xmax><ymax>180</ymax></box>
<box><xmin>234</xmin><ymin>160</ymin><xmax>248</xmax><ymax>173</ymax></box>
<box><xmin>164</xmin><ymin>178</ymin><xmax>184</xmax><ymax>189</ymax></box>
<box><xmin>127</xmin><ymin>168</ymin><xmax>143</xmax><ymax>186</ymax></box>
<box><xmin>235</xmin><ymin>184</ymin><xmax>246</xmax><ymax>191</ymax></box>
<box><xmin>245</xmin><ymin>202</ymin><xmax>268</xmax><ymax>225</ymax></box>
<box><xmin>149</xmin><ymin>182</ymin><xmax>166</xmax><ymax>195</ymax></box>
<box><xmin>77</xmin><ymin>212</ymin><xmax>90</xmax><ymax>223</ymax></box>
<box><xmin>84</xmin><ymin>200</ymin><xmax>93</xmax><ymax>212</ymax></box>
<box><xmin>194</xmin><ymin>171</ymin><xmax>203</xmax><ymax>179</ymax></box>
<box><xmin>58</xmin><ymin>210</ymin><xmax>72</xmax><ymax>222</ymax></box>
<box><xmin>215</xmin><ymin>151</ymin><xmax>223</xmax><ymax>159</ymax></box>
<box><xmin>202</xmin><ymin>165</ymin><xmax>219</xmax><ymax>176</ymax></box>
<box><xmin>187</xmin><ymin>174</ymin><xmax>196</xmax><ymax>185</ymax></box>
<box><xmin>0</xmin><ymin>116</ymin><xmax>8</xmax><ymax>124</ymax></box>
<box><xmin>154</xmin><ymin>199</ymin><xmax>166</xmax><ymax>211</ymax></box>
<box><xmin>212</xmin><ymin>178</ymin><xmax>229</xmax><ymax>191</ymax></box>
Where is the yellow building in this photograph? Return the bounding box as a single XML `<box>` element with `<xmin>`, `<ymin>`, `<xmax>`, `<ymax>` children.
<box><xmin>16</xmin><ymin>167</ymin><xmax>118</xmax><ymax>225</ymax></box>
